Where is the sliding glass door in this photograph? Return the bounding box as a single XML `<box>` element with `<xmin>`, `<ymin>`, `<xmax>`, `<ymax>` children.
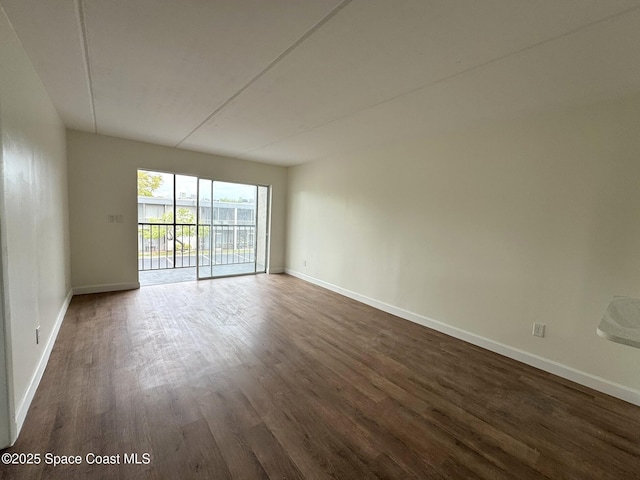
<box><xmin>197</xmin><ymin>179</ymin><xmax>269</xmax><ymax>279</ymax></box>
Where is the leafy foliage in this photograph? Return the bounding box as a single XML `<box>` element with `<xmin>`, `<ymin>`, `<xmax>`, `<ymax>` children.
<box><xmin>161</xmin><ymin>208</ymin><xmax>195</xmax><ymax>224</ymax></box>
<box><xmin>137</xmin><ymin>171</ymin><xmax>163</xmax><ymax>196</ymax></box>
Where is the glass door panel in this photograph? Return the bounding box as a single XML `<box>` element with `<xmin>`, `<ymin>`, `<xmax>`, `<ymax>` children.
<box><xmin>196</xmin><ymin>179</ymin><xmax>269</xmax><ymax>280</ymax></box>
<box><xmin>137</xmin><ymin>170</ymin><xmax>198</xmax><ymax>286</ymax></box>
<box><xmin>197</xmin><ymin>178</ymin><xmax>213</xmax><ymax>279</ymax></box>
<box><xmin>174</xmin><ymin>175</ymin><xmax>197</xmax><ymax>268</ymax></box>
<box><xmin>211</xmin><ymin>181</ymin><xmax>256</xmax><ymax>278</ymax></box>
<box><xmin>256</xmin><ymin>186</ymin><xmax>269</xmax><ymax>273</ymax></box>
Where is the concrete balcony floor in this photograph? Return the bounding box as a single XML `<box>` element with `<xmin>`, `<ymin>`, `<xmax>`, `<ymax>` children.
<box><xmin>139</xmin><ymin>263</ymin><xmax>259</xmax><ymax>286</ymax></box>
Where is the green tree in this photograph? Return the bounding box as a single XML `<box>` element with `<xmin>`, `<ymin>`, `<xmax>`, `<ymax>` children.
<box><xmin>137</xmin><ymin>171</ymin><xmax>163</xmax><ymax>196</ymax></box>
<box><xmin>161</xmin><ymin>208</ymin><xmax>195</xmax><ymax>224</ymax></box>
<box><xmin>138</xmin><ymin>208</ymin><xmax>197</xmax><ymax>255</ymax></box>
<box><xmin>139</xmin><ymin>205</ymin><xmax>198</xmax><ymax>257</ymax></box>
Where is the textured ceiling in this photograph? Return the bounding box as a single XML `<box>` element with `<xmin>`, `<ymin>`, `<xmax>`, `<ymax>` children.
<box><xmin>3</xmin><ymin>0</ymin><xmax>640</xmax><ymax>166</ymax></box>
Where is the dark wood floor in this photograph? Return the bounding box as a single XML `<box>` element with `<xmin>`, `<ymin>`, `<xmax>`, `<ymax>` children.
<box><xmin>2</xmin><ymin>274</ymin><xmax>639</xmax><ymax>479</ymax></box>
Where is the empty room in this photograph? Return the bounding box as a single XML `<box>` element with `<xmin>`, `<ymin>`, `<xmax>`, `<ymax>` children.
<box><xmin>1</xmin><ymin>1</ymin><xmax>640</xmax><ymax>478</ymax></box>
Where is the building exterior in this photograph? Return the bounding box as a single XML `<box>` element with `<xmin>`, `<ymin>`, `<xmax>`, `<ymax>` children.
<box><xmin>137</xmin><ymin>195</ymin><xmax>257</xmax><ymax>264</ymax></box>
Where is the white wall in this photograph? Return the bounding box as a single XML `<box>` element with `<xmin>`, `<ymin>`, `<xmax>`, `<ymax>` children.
<box><xmin>67</xmin><ymin>131</ymin><xmax>287</xmax><ymax>292</ymax></box>
<box><xmin>0</xmin><ymin>6</ymin><xmax>71</xmax><ymax>445</ymax></box>
<box><xmin>286</xmin><ymin>94</ymin><xmax>640</xmax><ymax>402</ymax></box>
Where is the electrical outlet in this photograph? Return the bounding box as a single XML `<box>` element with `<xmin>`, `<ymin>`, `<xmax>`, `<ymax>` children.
<box><xmin>532</xmin><ymin>322</ymin><xmax>545</xmax><ymax>338</ymax></box>
<box><xmin>304</xmin><ymin>260</ymin><xmax>307</xmax><ymax>267</ymax></box>
<box><xmin>36</xmin><ymin>326</ymin><xmax>40</xmax><ymax>344</ymax></box>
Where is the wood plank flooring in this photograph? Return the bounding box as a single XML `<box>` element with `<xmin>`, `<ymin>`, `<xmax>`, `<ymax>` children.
<box><xmin>2</xmin><ymin>274</ymin><xmax>639</xmax><ymax>479</ymax></box>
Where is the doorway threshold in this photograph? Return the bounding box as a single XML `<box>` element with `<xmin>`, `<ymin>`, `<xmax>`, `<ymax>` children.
<box><xmin>139</xmin><ymin>267</ymin><xmax>197</xmax><ymax>286</ymax></box>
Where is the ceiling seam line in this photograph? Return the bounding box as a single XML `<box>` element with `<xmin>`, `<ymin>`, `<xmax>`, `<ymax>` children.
<box><xmin>174</xmin><ymin>0</ymin><xmax>354</xmax><ymax>148</ymax></box>
<box><xmin>76</xmin><ymin>0</ymin><xmax>97</xmax><ymax>133</ymax></box>
<box><xmin>234</xmin><ymin>3</ymin><xmax>640</xmax><ymax>161</ymax></box>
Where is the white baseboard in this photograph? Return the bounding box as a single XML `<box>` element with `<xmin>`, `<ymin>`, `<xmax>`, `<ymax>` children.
<box><xmin>285</xmin><ymin>268</ymin><xmax>640</xmax><ymax>407</ymax></box>
<box><xmin>13</xmin><ymin>289</ymin><xmax>73</xmax><ymax>442</ymax></box>
<box><xmin>269</xmin><ymin>267</ymin><xmax>285</xmax><ymax>274</ymax></box>
<box><xmin>73</xmin><ymin>282</ymin><xmax>140</xmax><ymax>295</ymax></box>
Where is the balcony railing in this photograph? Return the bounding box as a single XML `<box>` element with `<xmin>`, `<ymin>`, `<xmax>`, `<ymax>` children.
<box><xmin>138</xmin><ymin>223</ymin><xmax>256</xmax><ymax>271</ymax></box>
<box><xmin>138</xmin><ymin>223</ymin><xmax>197</xmax><ymax>271</ymax></box>
<box><xmin>201</xmin><ymin>224</ymin><xmax>256</xmax><ymax>267</ymax></box>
